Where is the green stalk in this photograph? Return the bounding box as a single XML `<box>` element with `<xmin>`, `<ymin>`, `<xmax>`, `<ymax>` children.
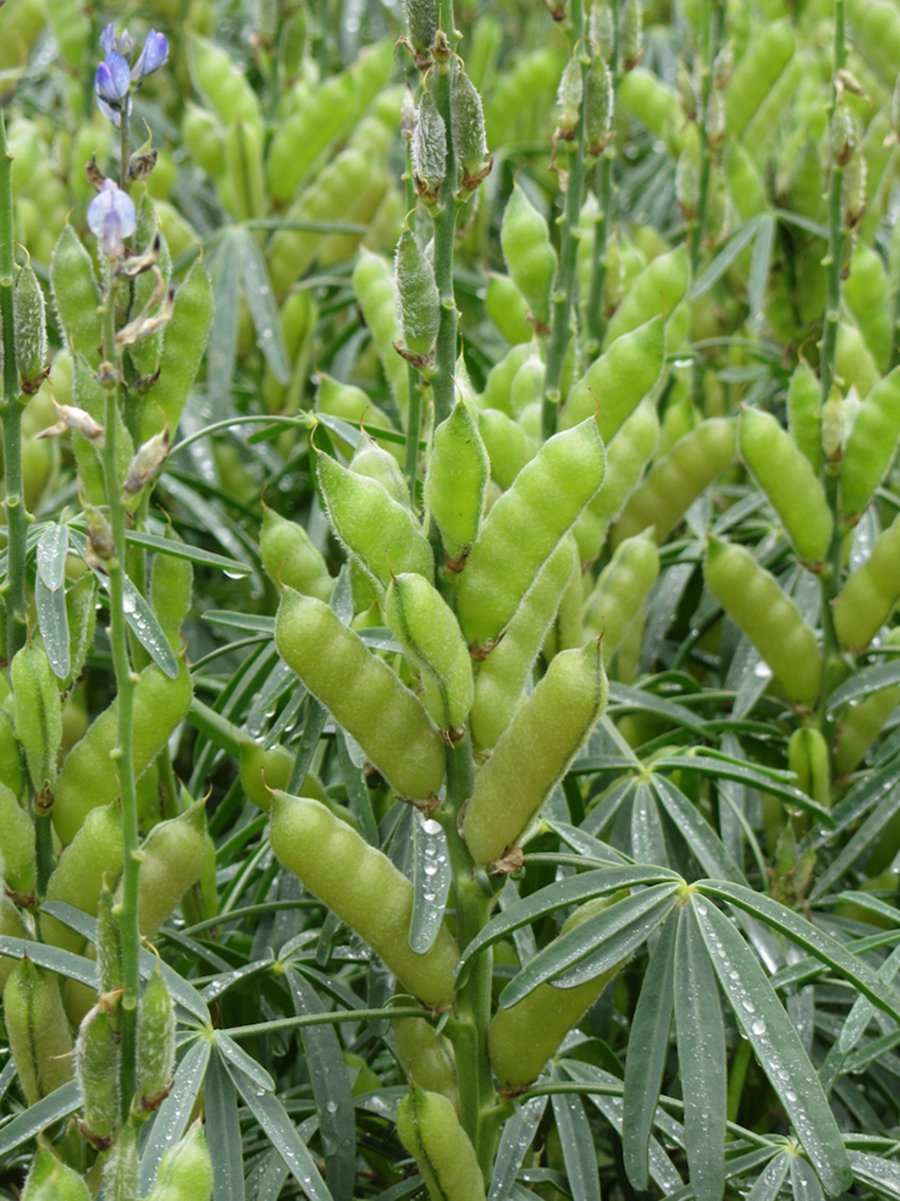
<box><xmin>0</xmin><ymin>112</ymin><xmax>28</xmax><ymax>664</ymax></box>
<box><xmin>542</xmin><ymin>0</ymin><xmax>591</xmax><ymax>440</ymax></box>
<box><xmin>585</xmin><ymin>0</ymin><xmax>618</xmax><ymax>360</ymax></box>
<box><xmin>430</xmin><ymin>0</ymin><xmax>460</xmax><ymax>425</ymax></box>
<box><xmin>402</xmin><ymin>136</ymin><xmax>423</xmax><ymax>504</ymax></box>
<box><xmin>98</xmin><ymin>279</ymin><xmax>141</xmax><ymax>1119</ymax></box>
<box><xmin>439</xmin><ymin>735</ymin><xmax>497</xmax><ymax>1183</ymax></box>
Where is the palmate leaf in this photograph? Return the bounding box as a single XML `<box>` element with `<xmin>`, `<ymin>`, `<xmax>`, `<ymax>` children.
<box><xmin>692</xmin><ymin>896</ymin><xmax>853</xmax><ymax>1196</ymax></box>
<box><xmin>675</xmin><ymin>903</ymin><xmax>727</xmax><ymax>1201</ymax></box>
<box><xmin>623</xmin><ymin>912</ymin><xmax>677</xmax><ymax>1190</ymax></box>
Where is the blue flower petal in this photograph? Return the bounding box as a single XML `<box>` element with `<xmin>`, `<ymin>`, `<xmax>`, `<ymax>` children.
<box><xmin>132</xmin><ymin>29</ymin><xmax>169</xmax><ymax>82</ymax></box>
<box><xmin>88</xmin><ymin>180</ymin><xmax>137</xmax><ymax>258</ymax></box>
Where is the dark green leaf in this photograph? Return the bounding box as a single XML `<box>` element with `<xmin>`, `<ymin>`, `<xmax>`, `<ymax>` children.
<box><xmin>409</xmin><ymin>812</ymin><xmax>452</xmax><ymax>954</ymax></box>
<box><xmin>551</xmin><ymin>1090</ymin><xmax>602</xmax><ymax>1201</ymax></box>
<box><xmin>139</xmin><ymin>1040</ymin><xmax>213</xmax><ymax>1194</ymax></box>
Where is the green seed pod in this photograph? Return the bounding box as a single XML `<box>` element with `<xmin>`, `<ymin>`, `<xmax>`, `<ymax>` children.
<box><xmin>489</xmin><ymin>897</ymin><xmax>626</xmax><ymax>1090</ymax></box>
<box><xmin>50</xmin><ymin>225</ymin><xmax>101</xmax><ymax>364</ymax></box>
<box><xmin>394</xmin><ymin>227</ymin><xmax>440</xmax><ymax>360</ymax></box>
<box><xmin>574</xmin><ymin>398</ymin><xmax>660</xmax><ymax>565</ymax></box>
<box><xmin>316</xmin><ymin>450</ymin><xmax>433</xmax><ymax>588</ymax></box>
<box><xmin>836</xmin><ymin>320</ymin><xmax>879</xmax><ymax>400</ymax></box>
<box><xmin>405</xmin><ymin>0</ymin><xmax>436</xmax><ymax>59</ymax></box>
<box><xmin>351</xmin><ymin>434</ymin><xmax>410</xmax><ymax>508</ymax></box>
<box><xmin>0</xmin><ymin>896</ymin><xmax>28</xmax><ymax>992</ymax></box>
<box><xmin>704</xmin><ymin>537</ymin><xmax>822</xmax><ymax>707</ymax></box>
<box><xmin>352</xmin><ymin>250</ymin><xmax>409</xmax><ymax>423</ymax></box>
<box><xmin>485</xmin><ymin>273</ymin><xmax>532</xmax><ymax>345</ymax></box>
<box><xmin>393</xmin><ymin>1017</ymin><xmax>459</xmax><ymax>1110</ymax></box>
<box><xmin>840</xmin><ymin>147</ymin><xmax>867</xmax><ymax>229</ymax></box>
<box><xmin>582</xmin><ymin>530</ymin><xmax>660</xmax><ymax>657</ymax></box>
<box><xmin>270</xmin><ymin>793</ymin><xmax>460</xmax><ymax>1006</ymax></box>
<box><xmin>739</xmin><ymin>407</ymin><xmax>833</xmax><ymax>566</ymax></box>
<box><xmin>619</xmin><ymin>0</ymin><xmax>643</xmax><ymax>69</ymax></box>
<box><xmin>187</xmin><ymin>35</ymin><xmax>262</xmax><ymax>133</ymax></box>
<box><xmin>844</xmin><ymin>245</ymin><xmax>892</xmax><ymax>372</ymax></box>
<box><xmin>0</xmin><ymin>703</ymin><xmax>25</xmax><ymax>801</ymax></box>
<box><xmin>555</xmin><ymin>56</ymin><xmax>583</xmax><ymax>142</ymax></box>
<box><xmin>602</xmin><ymin>247</ymin><xmax>690</xmax><ymax>348</ymax></box>
<box><xmin>260</xmin><ymin>508</ymin><xmax>333</xmax><ymax>601</ymax></box>
<box><xmin>385</xmin><ymin>573</ymin><xmax>474</xmax><ymax>737</ymax></box>
<box><xmin>456</xmin><ymin>419</ymin><xmax>606</xmax><ymax>653</ymax></box>
<box><xmin>238</xmin><ymin>739</ymin><xmax>328</xmax><ymax>810</ymax></box>
<box><xmin>145</xmin><ymin>1121</ymin><xmax>213</xmax><ymax>1201</ymax></box>
<box><xmin>14</xmin><ymin>260</ymin><xmax>48</xmax><ymax>390</ymax></box>
<box><xmin>562</xmin><ymin>317</ymin><xmax>665</xmax><ymax>438</ymax></box>
<box><xmin>832</xmin><ymin>512</ymin><xmax>900</xmax><ymax>653</ymax></box>
<box><xmin>137</xmin><ymin>965</ymin><xmax>176</xmax><ymax>1111</ymax></box>
<box><xmin>141</xmin><ymin>259</ymin><xmax>214</xmax><ymax>441</ymax></box>
<box><xmin>127</xmin><ymin>802</ymin><xmax>209</xmax><ymax>939</ymax></box>
<box><xmin>183</xmin><ymin>102</ymin><xmax>226</xmax><ymax>178</ymax></box>
<box><xmin>22</xmin><ymin>1148</ymin><xmax>91</xmax><ymax>1201</ymax></box>
<box><xmin>833</xmin><ymin>628</ymin><xmax>900</xmax><ymax>775</ymax></box>
<box><xmin>0</xmin><ymin>782</ymin><xmax>36</xmax><ymax>902</ymax></box>
<box><xmin>452</xmin><ymin>69</ymin><xmax>491</xmax><ymax>188</ymax></box>
<box><xmin>425</xmin><ymin>398</ymin><xmax>490</xmax><ymax>567</ymax></box>
<box><xmin>52</xmin><ymin>662</ymin><xmax>193</xmax><ymax>846</ymax></box>
<box><xmin>316</xmin><ymin>372</ymin><xmax>399</xmax><ymax>448</ymax></box>
<box><xmin>41</xmin><ymin>804</ymin><xmax>124</xmax><ymax>954</ymax></box>
<box><xmin>479</xmin><ymin>342</ymin><xmax>531</xmax><ymax>415</ymax></box>
<box><xmin>150</xmin><ymin>550</ymin><xmax>193</xmax><ymax>653</ymax></box>
<box><xmin>471</xmin><ymin>537</ymin><xmax>577</xmax><ymax>751</ymax></box>
<box><xmin>788</xmin><ymin>727</ymin><xmax>831</xmax><ymax>811</ymax></box>
<box><xmin>463</xmin><ymin>641</ymin><xmax>607</xmax><ymax>865</ymax></box>
<box><xmin>3</xmin><ymin>959</ymin><xmax>74</xmax><ymax>1104</ymax></box>
<box><xmin>477</xmin><ymin>408</ymin><xmax>538</xmax><ymax>490</ymax></box>
<box><xmin>12</xmin><ymin>642</ymin><xmax>62</xmax><ymax>796</ymax></box>
<box><xmin>276</xmin><ymin>590</ymin><xmax>446</xmax><ymax>801</ymax></box>
<box><xmin>222</xmin><ymin>119</ymin><xmax>266</xmax><ymax>221</ymax></box>
<box><xmin>616</xmin><ymin>68</ymin><xmax>682</xmax><ymax>153</ymax></box>
<box><xmin>723</xmin><ymin>20</ymin><xmax>794</xmax><ymax>138</ymax></box>
<box><xmin>101</xmin><ymin>1120</ymin><xmax>139</xmax><ymax>1201</ymax></box>
<box><xmin>412</xmin><ymin>91</ymin><xmax>447</xmax><ymax>203</ymax></box>
<box><xmin>586</xmin><ymin>57</ymin><xmax>614</xmax><ymax>154</ymax></box>
<box><xmin>396</xmin><ymin>1087</ymin><xmax>486</xmax><ymax>1201</ymax></box>
<box><xmin>612</xmin><ymin>416</ymin><xmax>736</xmax><ymax>546</ymax></box>
<box><xmin>500</xmin><ymin>182</ymin><xmax>557</xmax><ymax>330</ymax></box>
<box><xmin>839</xmin><ymin>366</ymin><xmax>900</xmax><ymax>525</ymax></box>
<box><xmin>541</xmin><ymin>540</ymin><xmax>584</xmax><ymax>657</ymax></box>
<box><xmin>786</xmin><ymin>361</ymin><xmax>822</xmax><ymax>475</ymax></box>
<box><xmin>75</xmin><ymin>1002</ymin><xmax>119</xmax><ymax>1147</ymax></box>
<box><xmin>96</xmin><ymin>885</ymin><xmax>123</xmax><ymax>995</ymax></box>
<box><xmin>128</xmin><ymin>195</ymin><xmax>172</xmax><ymax>382</ymax></box>
<box><xmin>509</xmin><ymin>352</ymin><xmax>545</xmax><ymax>416</ymax></box>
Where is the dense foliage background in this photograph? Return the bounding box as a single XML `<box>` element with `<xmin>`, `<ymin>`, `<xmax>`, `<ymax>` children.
<box><xmin>0</xmin><ymin>0</ymin><xmax>898</xmax><ymax>1198</ymax></box>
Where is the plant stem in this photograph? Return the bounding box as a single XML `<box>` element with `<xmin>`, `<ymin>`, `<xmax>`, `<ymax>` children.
<box><xmin>542</xmin><ymin>0</ymin><xmax>591</xmax><ymax>440</ymax></box>
<box><xmin>402</xmin><ymin>137</ymin><xmax>423</xmax><ymax>505</ymax></box>
<box><xmin>818</xmin><ymin>0</ymin><xmax>846</xmax><ymax>408</ymax></box>
<box><xmin>439</xmin><ymin>736</ymin><xmax>497</xmax><ymax>1182</ymax></box>
<box><xmin>430</xmin><ymin>0</ymin><xmax>460</xmax><ymax>425</ymax></box>
<box><xmin>0</xmin><ymin>112</ymin><xmax>28</xmax><ymax>665</ymax></box>
<box><xmin>98</xmin><ymin>277</ymin><xmax>141</xmax><ymax>1120</ymax></box>
<box><xmin>584</xmin><ymin>1</ymin><xmax>618</xmax><ymax>361</ymax></box>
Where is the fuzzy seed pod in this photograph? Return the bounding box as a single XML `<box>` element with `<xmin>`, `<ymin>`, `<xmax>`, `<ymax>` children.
<box><xmin>841</xmin><ymin>149</ymin><xmax>867</xmax><ymax>228</ymax></box>
<box><xmin>396</xmin><ymin>1087</ymin><xmax>486</xmax><ymax>1201</ymax></box>
<box><xmin>412</xmin><ymin>91</ymin><xmax>447</xmax><ymax>203</ymax></box>
<box><xmin>260</xmin><ymin>508</ymin><xmax>333</xmax><ymax>601</ymax></box>
<box><xmin>137</xmin><ymin>966</ymin><xmax>176</xmax><ymax>1111</ymax></box>
<box><xmin>556</xmin><ymin>56</ymin><xmax>583</xmax><ymax>141</ymax></box>
<box><xmin>394</xmin><ymin>227</ymin><xmax>440</xmax><ymax>360</ymax></box>
<box><xmin>590</xmin><ymin>1</ymin><xmax>615</xmax><ymax>61</ymax></box>
<box><xmin>101</xmin><ymin>1120</ymin><xmax>140</xmax><ymax>1201</ymax></box>
<box><xmin>96</xmin><ymin>886</ymin><xmax>123</xmax><ymax>995</ymax></box>
<box><xmin>22</xmin><ymin>1147</ymin><xmax>92</xmax><ymax>1201</ymax></box>
<box><xmin>424</xmin><ymin>398</ymin><xmax>490</xmax><ymax>567</ymax></box>
<box><xmin>619</xmin><ymin>0</ymin><xmax>643</xmax><ymax>70</ymax></box>
<box><xmin>12</xmin><ymin>642</ymin><xmax>62</xmax><ymax>797</ymax></box>
<box><xmin>451</xmin><ymin>70</ymin><xmax>491</xmax><ymax>190</ymax></box>
<box><xmin>145</xmin><ymin>1121</ymin><xmax>214</xmax><ymax>1201</ymax></box>
<box><xmin>500</xmin><ymin>182</ymin><xmax>557</xmax><ymax>329</ymax></box>
<box><xmin>3</xmin><ymin>959</ymin><xmax>74</xmax><ymax>1104</ymax></box>
<box><xmin>14</xmin><ymin>261</ymin><xmax>48</xmax><ymax>392</ymax></box>
<box><xmin>0</xmin><ymin>781</ymin><xmax>36</xmax><ymax>903</ymax></box>
<box><xmin>405</xmin><ymin>0</ymin><xmax>437</xmax><ymax>63</ymax></box>
<box><xmin>75</xmin><ymin>1002</ymin><xmax>120</xmax><ymax>1147</ymax></box>
<box><xmin>351</xmin><ymin>433</ymin><xmax>410</xmax><ymax>508</ymax></box>
<box><xmin>586</xmin><ymin>58</ymin><xmax>614</xmax><ymax>154</ymax></box>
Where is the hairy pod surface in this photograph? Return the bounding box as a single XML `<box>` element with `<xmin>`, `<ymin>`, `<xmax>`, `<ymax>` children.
<box><xmin>476</xmin><ymin>407</ymin><xmax>538</xmax><ymax>490</ymax></box>
<box><xmin>0</xmin><ymin>897</ymin><xmax>28</xmax><ymax>991</ymax></box>
<box><xmin>832</xmin><ymin>513</ymin><xmax>900</xmax><ymax>652</ymax></box>
<box><xmin>350</xmin><ymin>434</ymin><xmax>410</xmax><ymax>508</ymax></box>
<box><xmin>128</xmin><ymin>802</ymin><xmax>209</xmax><ymax>938</ymax></box>
<box><xmin>3</xmin><ymin>959</ymin><xmax>74</xmax><ymax>1104</ymax></box>
<box><xmin>14</xmin><ymin>260</ymin><xmax>48</xmax><ymax>389</ymax></box>
<box><xmin>42</xmin><ymin>803</ymin><xmax>124</xmax><ymax>953</ymax></box>
<box><xmin>50</xmin><ymin>225</ymin><xmax>102</xmax><ymax>364</ymax></box>
<box><xmin>788</xmin><ymin>727</ymin><xmax>831</xmax><ymax>811</ymax></box>
<box><xmin>22</xmin><ymin>1149</ymin><xmax>91</xmax><ymax>1201</ymax></box>
<box><xmin>0</xmin><ymin>781</ymin><xmax>36</xmax><ymax>901</ymax></box>
<box><xmin>317</xmin><ymin>450</ymin><xmax>433</xmax><ymax>587</ymax></box>
<box><xmin>52</xmin><ymin>662</ymin><xmax>193</xmax><ymax>845</ymax></box>
<box><xmin>396</xmin><ymin>1087</ymin><xmax>486</xmax><ymax>1201</ymax></box>
<box><xmin>463</xmin><ymin>641</ymin><xmax>608</xmax><ymax>865</ymax></box>
<box><xmin>74</xmin><ymin>1003</ymin><xmax>119</xmax><ymax>1146</ymax></box>
<box><xmin>151</xmin><ymin>549</ymin><xmax>194</xmax><ymax>649</ymax></box>
<box><xmin>260</xmin><ymin>508</ymin><xmax>333</xmax><ymax>601</ymax></box>
<box><xmin>602</xmin><ymin>247</ymin><xmax>689</xmax><ymax>348</ymax></box>
<box><xmin>393</xmin><ymin>1017</ymin><xmax>459</xmax><ymax>1110</ymax></box>
<box><xmin>739</xmin><ymin>407</ymin><xmax>833</xmax><ymax>566</ymax></box>
<box><xmin>562</xmin><ymin>317</ymin><xmax>665</xmax><ymax>438</ymax></box>
<box><xmin>352</xmin><ymin>249</ymin><xmax>410</xmax><ymax>421</ymax></box>
<box><xmin>145</xmin><ymin>1121</ymin><xmax>213</xmax><ymax>1201</ymax></box>
<box><xmin>425</xmin><ymin>398</ymin><xmax>490</xmax><ymax>566</ymax></box>
<box><xmin>470</xmin><ymin>537</ymin><xmax>578</xmax><ymax>750</ymax></box>
<box><xmin>137</xmin><ymin>966</ymin><xmax>176</xmax><ymax>1110</ymax></box>
<box><xmin>270</xmin><ymin>793</ymin><xmax>460</xmax><ymax>1006</ymax></box>
<box><xmin>500</xmin><ymin>181</ymin><xmax>557</xmax><ymax>328</ymax></box>
<box><xmin>839</xmin><ymin>366</ymin><xmax>900</xmax><ymax>525</ymax></box>
<box><xmin>704</xmin><ymin>537</ymin><xmax>822</xmax><ymax>707</ymax></box>
<box><xmin>582</xmin><ymin>530</ymin><xmax>660</xmax><ymax>656</ymax></box>
<box><xmin>101</xmin><ymin>1119</ymin><xmax>139</xmax><ymax>1201</ymax></box>
<box><xmin>12</xmin><ymin>641</ymin><xmax>62</xmax><ymax>796</ymax></box>
<box><xmin>489</xmin><ymin>897</ymin><xmax>626</xmax><ymax>1089</ymax></box>
<box><xmin>786</xmin><ymin>361</ymin><xmax>822</xmax><ymax>475</ymax></box>
<box><xmin>394</xmin><ymin>227</ymin><xmax>440</xmax><ymax>358</ymax></box>
<box><xmin>276</xmin><ymin>589</ymin><xmax>446</xmax><ymax>800</ymax></box>
<box><xmin>613</xmin><ymin>416</ymin><xmax>736</xmax><ymax>546</ymax></box>
<box><xmin>456</xmin><ymin>418</ymin><xmax>606</xmax><ymax>652</ymax></box>
<box><xmin>385</xmin><ymin>573</ymin><xmax>474</xmax><ymax>735</ymax></box>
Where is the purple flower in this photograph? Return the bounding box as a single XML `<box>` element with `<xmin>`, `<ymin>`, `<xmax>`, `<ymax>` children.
<box><xmin>88</xmin><ymin>179</ymin><xmax>137</xmax><ymax>258</ymax></box>
<box><xmin>100</xmin><ymin>23</ymin><xmax>134</xmax><ymax>57</ymax></box>
<box><xmin>95</xmin><ymin>50</ymin><xmax>132</xmax><ymax>127</ymax></box>
<box><xmin>131</xmin><ymin>29</ymin><xmax>168</xmax><ymax>83</ymax></box>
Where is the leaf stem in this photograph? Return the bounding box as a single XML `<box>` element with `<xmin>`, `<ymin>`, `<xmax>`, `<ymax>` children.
<box><xmin>430</xmin><ymin>1</ymin><xmax>460</xmax><ymax>425</ymax></box>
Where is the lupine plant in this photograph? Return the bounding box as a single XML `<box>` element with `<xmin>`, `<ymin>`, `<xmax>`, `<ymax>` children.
<box><xmin>0</xmin><ymin>0</ymin><xmax>898</xmax><ymax>1199</ymax></box>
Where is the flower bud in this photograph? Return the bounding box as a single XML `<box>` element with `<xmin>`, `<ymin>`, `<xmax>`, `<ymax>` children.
<box><xmin>619</xmin><ymin>0</ymin><xmax>643</xmax><ymax>70</ymax></box>
<box><xmin>394</xmin><ymin>227</ymin><xmax>440</xmax><ymax>363</ymax></box>
<box><xmin>405</xmin><ymin>0</ymin><xmax>437</xmax><ymax>66</ymax></box>
<box><xmin>451</xmin><ymin>70</ymin><xmax>491</xmax><ymax>191</ymax></box>
<box><xmin>14</xmin><ymin>261</ymin><xmax>48</xmax><ymax>393</ymax></box>
<box><xmin>75</xmin><ymin>1002</ymin><xmax>120</xmax><ymax>1148</ymax></box>
<box><xmin>586</xmin><ymin>57</ymin><xmax>614</xmax><ymax>154</ymax></box>
<box><xmin>137</xmin><ymin>965</ymin><xmax>176</xmax><ymax>1111</ymax></box>
<box><xmin>412</xmin><ymin>91</ymin><xmax>447</xmax><ymax>204</ymax></box>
